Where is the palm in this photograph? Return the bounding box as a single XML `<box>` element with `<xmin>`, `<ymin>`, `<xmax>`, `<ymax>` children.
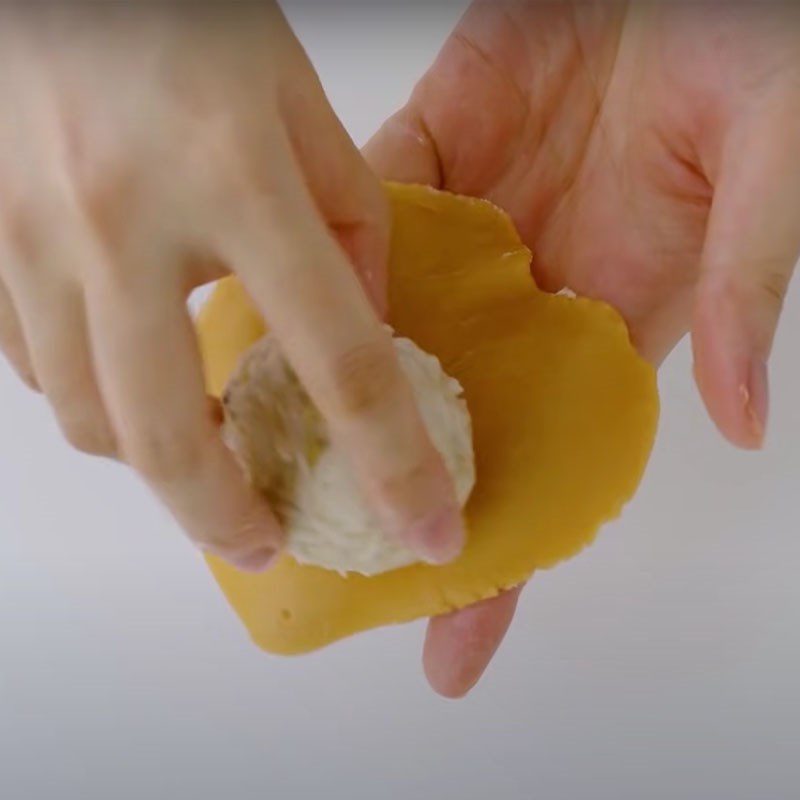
<box><xmin>365</xmin><ymin>1</ymin><xmax>800</xmax><ymax>696</ymax></box>
<box><xmin>369</xmin><ymin>2</ymin><xmax>795</xmax><ymax>364</ymax></box>
<box><xmin>430</xmin><ymin>9</ymin><xmax>706</xmax><ymax>365</ymax></box>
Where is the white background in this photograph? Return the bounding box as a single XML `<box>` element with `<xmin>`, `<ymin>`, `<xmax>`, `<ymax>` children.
<box><xmin>1</xmin><ymin>4</ymin><xmax>798</xmax><ymax>799</ymax></box>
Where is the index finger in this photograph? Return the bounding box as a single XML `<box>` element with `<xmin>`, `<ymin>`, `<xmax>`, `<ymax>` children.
<box><xmin>212</xmin><ymin>138</ymin><xmax>464</xmax><ymax>565</ymax></box>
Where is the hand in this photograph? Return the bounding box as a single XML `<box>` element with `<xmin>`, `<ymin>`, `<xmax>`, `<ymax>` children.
<box><xmin>0</xmin><ymin>4</ymin><xmax>464</xmax><ymax>571</ymax></box>
<box><xmin>366</xmin><ymin>0</ymin><xmax>800</xmax><ymax>696</ymax></box>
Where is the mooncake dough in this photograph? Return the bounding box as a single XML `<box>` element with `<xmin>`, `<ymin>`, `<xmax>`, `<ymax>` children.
<box><xmin>196</xmin><ymin>183</ymin><xmax>659</xmax><ymax>655</ymax></box>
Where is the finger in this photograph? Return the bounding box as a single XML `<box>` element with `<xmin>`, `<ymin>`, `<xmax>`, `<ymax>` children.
<box><xmin>367</xmin><ymin>92</ymin><xmax>519</xmax><ymax>682</ymax></box>
<box><xmin>0</xmin><ymin>273</ymin><xmax>38</xmax><ymax>390</ymax></box>
<box><xmin>0</xmin><ymin>230</ymin><xmax>114</xmax><ymax>454</ymax></box>
<box><xmin>85</xmin><ymin>264</ymin><xmax>281</xmax><ymax>572</ymax></box>
<box><xmin>280</xmin><ymin>52</ymin><xmax>390</xmax><ymax>314</ymax></box>
<box><xmin>19</xmin><ymin>281</ymin><xmax>115</xmax><ymax>457</ymax></box>
<box><xmin>423</xmin><ymin>586</ymin><xmax>523</xmax><ymax>699</ymax></box>
<box><xmin>212</xmin><ymin>130</ymin><xmax>464</xmax><ymax>565</ymax></box>
<box><xmin>693</xmin><ymin>101</ymin><xmax>800</xmax><ymax>449</ymax></box>
<box><xmin>363</xmin><ymin>104</ymin><xmax>442</xmax><ymax>189</ymax></box>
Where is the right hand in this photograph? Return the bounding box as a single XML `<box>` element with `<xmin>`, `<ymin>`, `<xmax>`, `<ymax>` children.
<box><xmin>0</xmin><ymin>3</ymin><xmax>464</xmax><ymax>571</ymax></box>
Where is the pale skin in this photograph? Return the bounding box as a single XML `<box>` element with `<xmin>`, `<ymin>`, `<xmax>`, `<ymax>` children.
<box><xmin>0</xmin><ymin>2</ymin><xmax>465</xmax><ymax>574</ymax></box>
<box><xmin>2</xmin><ymin>1</ymin><xmax>799</xmax><ymax>698</ymax></box>
<box><xmin>366</xmin><ymin>0</ymin><xmax>800</xmax><ymax>696</ymax></box>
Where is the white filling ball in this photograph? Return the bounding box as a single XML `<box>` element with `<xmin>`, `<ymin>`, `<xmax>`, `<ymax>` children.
<box><xmin>222</xmin><ymin>334</ymin><xmax>475</xmax><ymax>576</ymax></box>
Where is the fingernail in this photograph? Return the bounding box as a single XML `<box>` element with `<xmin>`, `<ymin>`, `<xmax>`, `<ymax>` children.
<box><xmin>230</xmin><ymin>546</ymin><xmax>277</xmax><ymax>574</ymax></box>
<box><xmin>742</xmin><ymin>357</ymin><xmax>769</xmax><ymax>448</ymax></box>
<box><xmin>405</xmin><ymin>505</ymin><xmax>465</xmax><ymax>565</ymax></box>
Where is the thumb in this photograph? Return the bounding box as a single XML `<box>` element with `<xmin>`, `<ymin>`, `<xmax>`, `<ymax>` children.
<box><xmin>368</xmin><ymin>102</ymin><xmax>529</xmax><ymax>697</ymax></box>
<box><xmin>692</xmin><ymin>101</ymin><xmax>800</xmax><ymax>450</ymax></box>
<box><xmin>363</xmin><ymin>104</ymin><xmax>442</xmax><ymax>188</ymax></box>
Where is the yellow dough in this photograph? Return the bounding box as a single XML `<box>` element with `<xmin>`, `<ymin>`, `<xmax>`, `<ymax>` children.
<box><xmin>196</xmin><ymin>183</ymin><xmax>659</xmax><ymax>655</ymax></box>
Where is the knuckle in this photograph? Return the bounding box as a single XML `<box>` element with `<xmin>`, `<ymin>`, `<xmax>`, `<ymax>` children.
<box><xmin>80</xmin><ymin>166</ymin><xmax>142</xmax><ymax>250</ymax></box>
<box><xmin>47</xmin><ymin>379</ymin><xmax>115</xmax><ymax>455</ymax></box>
<box><xmin>126</xmin><ymin>428</ymin><xmax>206</xmax><ymax>484</ymax></box>
<box><xmin>754</xmin><ymin>265</ymin><xmax>791</xmax><ymax>315</ymax></box>
<box><xmin>184</xmin><ymin>120</ymin><xmax>260</xmax><ymax>192</ymax></box>
<box><xmin>185</xmin><ymin>124</ymin><xmax>239</xmax><ymax>180</ymax></box>
<box><xmin>204</xmin><ymin>171</ymin><xmax>252</xmax><ymax>222</ymax></box>
<box><xmin>328</xmin><ymin>338</ymin><xmax>401</xmax><ymax>417</ymax></box>
<box><xmin>705</xmin><ymin>257</ymin><xmax>792</xmax><ymax>320</ymax></box>
<box><xmin>60</xmin><ymin>416</ymin><xmax>115</xmax><ymax>457</ymax></box>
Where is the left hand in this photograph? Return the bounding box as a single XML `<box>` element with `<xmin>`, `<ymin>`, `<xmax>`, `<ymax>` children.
<box><xmin>365</xmin><ymin>0</ymin><xmax>800</xmax><ymax>697</ymax></box>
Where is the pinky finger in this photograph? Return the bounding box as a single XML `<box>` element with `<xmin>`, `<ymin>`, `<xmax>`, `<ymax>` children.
<box><xmin>0</xmin><ymin>275</ymin><xmax>37</xmax><ymax>390</ymax></box>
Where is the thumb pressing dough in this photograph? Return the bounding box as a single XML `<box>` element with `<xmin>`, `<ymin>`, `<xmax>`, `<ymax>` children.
<box><xmin>221</xmin><ymin>332</ymin><xmax>475</xmax><ymax>576</ymax></box>
<box><xmin>196</xmin><ymin>183</ymin><xmax>659</xmax><ymax>655</ymax></box>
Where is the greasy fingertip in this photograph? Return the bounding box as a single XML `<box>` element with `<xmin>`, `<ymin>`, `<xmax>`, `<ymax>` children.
<box><xmin>406</xmin><ymin>505</ymin><xmax>465</xmax><ymax>565</ymax></box>
<box><xmin>423</xmin><ymin>586</ymin><xmax>523</xmax><ymax>699</ymax></box>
